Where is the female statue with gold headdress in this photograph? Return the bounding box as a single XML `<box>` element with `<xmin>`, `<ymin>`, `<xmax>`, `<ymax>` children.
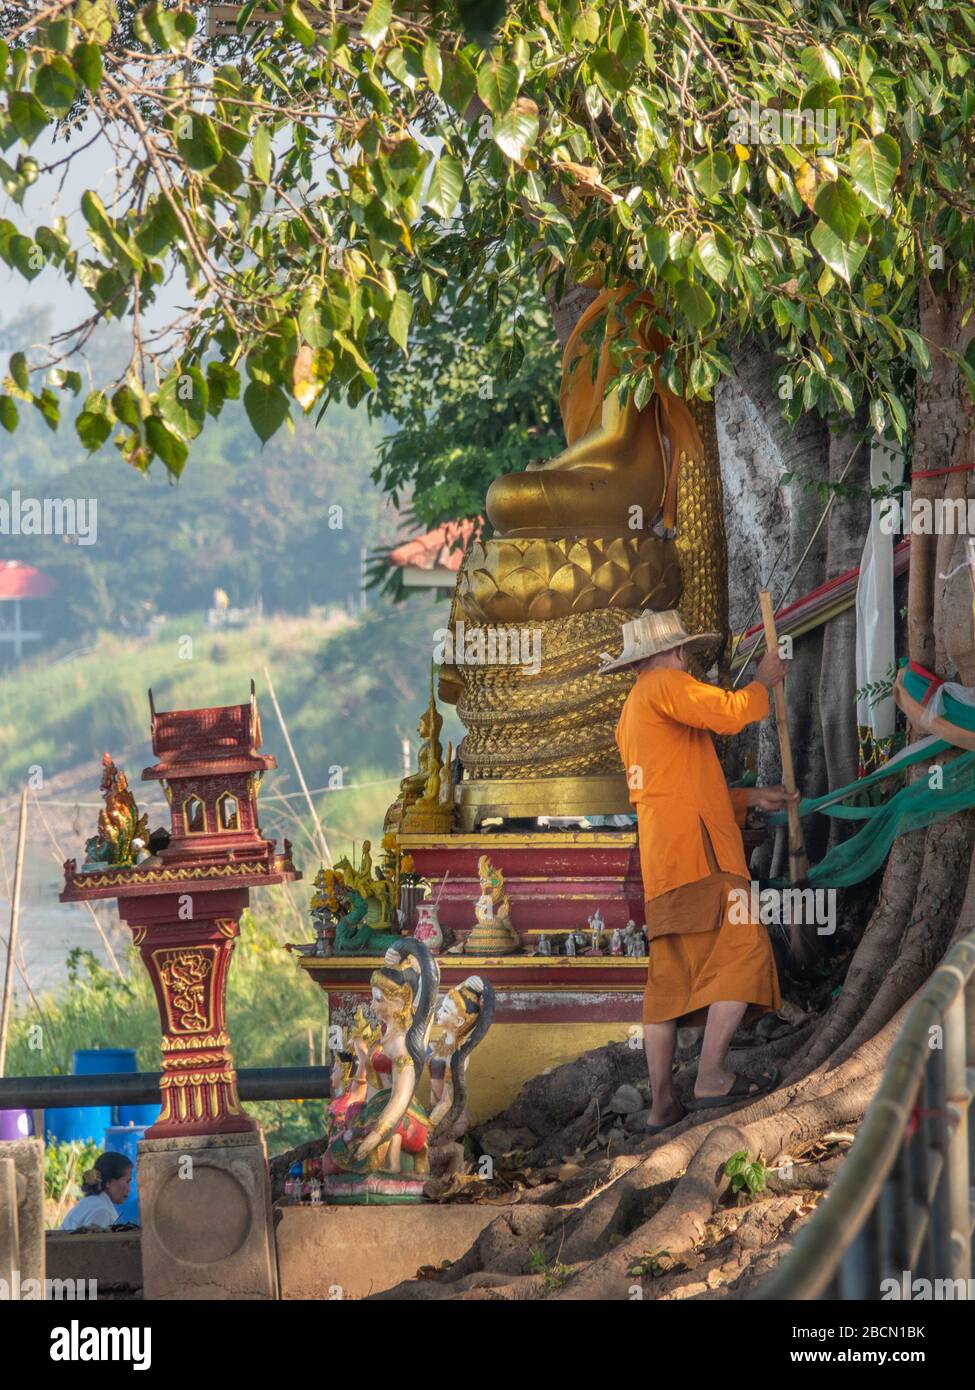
<box><xmin>428</xmin><ymin>975</ymin><xmax>495</xmax><ymax>1142</ymax></box>
<box><xmin>321</xmin><ymin>939</ymin><xmax>440</xmax><ymax>1198</ymax></box>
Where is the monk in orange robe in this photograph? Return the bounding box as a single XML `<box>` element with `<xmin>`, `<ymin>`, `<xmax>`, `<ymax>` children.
<box><xmin>607</xmin><ymin>610</ymin><xmax>799</xmax><ymax>1133</ymax></box>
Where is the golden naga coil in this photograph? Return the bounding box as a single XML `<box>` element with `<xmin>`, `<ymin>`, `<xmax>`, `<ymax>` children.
<box><xmin>453</xmin><ymin>609</ymin><xmax>641</xmax><ymax>781</ymax></box>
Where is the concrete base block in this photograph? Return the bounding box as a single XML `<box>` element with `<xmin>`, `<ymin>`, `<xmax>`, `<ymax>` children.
<box><xmin>47</xmin><ymin>1231</ymin><xmax>142</xmax><ymax>1297</ymax></box>
<box><xmin>0</xmin><ymin>1159</ymin><xmax>17</xmax><ymax>1289</ymax></box>
<box><xmin>138</xmin><ymin>1130</ymin><xmax>278</xmax><ymax>1300</ymax></box>
<box><xmin>276</xmin><ymin>1204</ymin><xmax>501</xmax><ymax>1299</ymax></box>
<box><xmin>1</xmin><ymin>1139</ymin><xmax>44</xmax><ymax>1288</ymax></box>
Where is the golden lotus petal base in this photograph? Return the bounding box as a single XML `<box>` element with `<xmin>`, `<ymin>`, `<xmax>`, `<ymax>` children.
<box><xmin>457</xmin><ymin>533</ymin><xmax>681</xmax><ymax>624</ymax></box>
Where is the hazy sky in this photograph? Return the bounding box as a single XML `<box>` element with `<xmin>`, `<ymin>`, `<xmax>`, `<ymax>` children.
<box><xmin>1</xmin><ymin>120</ymin><xmax>188</xmax><ymax>361</ymax></box>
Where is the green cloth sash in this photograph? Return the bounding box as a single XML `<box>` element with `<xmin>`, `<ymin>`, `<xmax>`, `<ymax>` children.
<box><xmin>767</xmin><ymin>659</ymin><xmax>975</xmax><ymax>888</ymax></box>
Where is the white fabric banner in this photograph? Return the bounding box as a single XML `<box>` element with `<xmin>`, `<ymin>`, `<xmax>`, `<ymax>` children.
<box><xmin>856</xmin><ymin>437</ymin><xmax>905</xmax><ymax>739</ymax></box>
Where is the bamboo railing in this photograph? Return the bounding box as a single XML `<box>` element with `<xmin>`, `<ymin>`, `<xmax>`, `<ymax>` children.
<box><xmin>755</xmin><ymin>932</ymin><xmax>975</xmax><ymax>1300</ymax></box>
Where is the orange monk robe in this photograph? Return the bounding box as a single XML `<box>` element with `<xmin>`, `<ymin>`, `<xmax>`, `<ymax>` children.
<box><xmin>614</xmin><ymin>667</ymin><xmax>781</xmax><ymax>1026</ymax></box>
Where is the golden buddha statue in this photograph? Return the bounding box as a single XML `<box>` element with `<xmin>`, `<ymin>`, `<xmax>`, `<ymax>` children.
<box><xmin>486</xmin><ymin>285</ymin><xmax>674</xmax><ymax>539</ymax></box>
<box><xmin>385</xmin><ymin>171</ymin><xmax>728</xmax><ymax>829</ymax></box>
<box><xmin>384</xmin><ymin>662</ymin><xmax>446</xmax><ymax>831</ymax></box>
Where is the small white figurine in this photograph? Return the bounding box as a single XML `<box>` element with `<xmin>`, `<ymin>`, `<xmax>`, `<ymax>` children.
<box><xmin>535</xmin><ymin>933</ymin><xmax>552</xmax><ymax>956</ymax></box>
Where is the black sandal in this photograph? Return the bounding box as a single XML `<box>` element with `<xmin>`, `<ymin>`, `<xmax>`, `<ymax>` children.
<box><xmin>687</xmin><ymin>1067</ymin><xmax>779</xmax><ymax>1109</ymax></box>
<box><xmin>644</xmin><ymin>1102</ymin><xmax>687</xmax><ymax>1135</ymax></box>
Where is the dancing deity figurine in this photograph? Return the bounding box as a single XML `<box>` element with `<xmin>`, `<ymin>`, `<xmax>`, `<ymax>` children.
<box><xmin>585</xmin><ymin>907</ymin><xmax>606</xmax><ymax>956</ymax></box>
<box><xmin>428</xmin><ymin>976</ymin><xmax>495</xmax><ymax>1143</ymax></box>
<box><xmin>463</xmin><ymin>856</ymin><xmax>521</xmax><ymax>955</ymax></box>
<box><xmin>82</xmin><ymin>754</ymin><xmax>150</xmax><ymax>870</ymax></box>
<box><xmin>320</xmin><ymin>940</ymin><xmax>440</xmax><ymax>1203</ymax></box>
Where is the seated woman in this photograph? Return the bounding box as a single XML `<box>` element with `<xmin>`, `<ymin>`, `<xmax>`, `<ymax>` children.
<box><xmin>60</xmin><ymin>1152</ymin><xmax>133</xmax><ymax>1231</ymax></box>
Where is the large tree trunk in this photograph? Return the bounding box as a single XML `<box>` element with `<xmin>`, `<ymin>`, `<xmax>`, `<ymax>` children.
<box><xmin>376</xmin><ymin>286</ymin><xmax>975</xmax><ymax>1304</ymax></box>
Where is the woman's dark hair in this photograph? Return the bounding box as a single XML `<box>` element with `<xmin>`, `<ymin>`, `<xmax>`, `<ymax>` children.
<box><xmin>81</xmin><ymin>1151</ymin><xmax>133</xmax><ymax>1195</ymax></box>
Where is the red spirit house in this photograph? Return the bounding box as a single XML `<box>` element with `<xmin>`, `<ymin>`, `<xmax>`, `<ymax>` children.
<box><xmin>62</xmin><ymin>684</ymin><xmax>298</xmax><ymax>1138</ymax></box>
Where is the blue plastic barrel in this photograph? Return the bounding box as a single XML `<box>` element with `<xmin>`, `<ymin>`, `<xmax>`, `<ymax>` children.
<box><xmin>102</xmin><ymin>1124</ymin><xmax>146</xmax><ymax>1225</ymax></box>
<box><xmin>44</xmin><ymin>1047</ymin><xmax>139</xmax><ymax>1145</ymax></box>
<box><xmin>117</xmin><ymin>1102</ymin><xmax>160</xmax><ymax>1128</ymax></box>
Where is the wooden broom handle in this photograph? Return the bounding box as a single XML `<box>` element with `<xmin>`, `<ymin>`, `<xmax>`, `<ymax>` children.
<box><xmin>759</xmin><ymin>590</ymin><xmax>808</xmax><ymax>883</ymax></box>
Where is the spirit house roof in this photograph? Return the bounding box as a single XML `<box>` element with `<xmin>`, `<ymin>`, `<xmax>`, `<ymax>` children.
<box><xmin>142</xmin><ymin>682</ymin><xmax>276</xmax><ymax>780</ymax></box>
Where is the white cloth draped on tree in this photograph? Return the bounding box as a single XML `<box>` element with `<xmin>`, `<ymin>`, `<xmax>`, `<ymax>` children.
<box><xmin>855</xmin><ymin>436</ymin><xmax>906</xmax><ymax>768</ymax></box>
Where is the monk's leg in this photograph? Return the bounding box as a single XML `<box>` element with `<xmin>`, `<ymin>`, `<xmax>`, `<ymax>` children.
<box><xmin>694</xmin><ymin>1000</ymin><xmax>748</xmax><ymax>1098</ymax></box>
<box><xmin>643</xmin><ymin>1021</ymin><xmax>683</xmax><ymax>1126</ymax></box>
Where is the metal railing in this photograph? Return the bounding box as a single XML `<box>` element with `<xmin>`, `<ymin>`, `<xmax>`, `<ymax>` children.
<box><xmin>755</xmin><ymin>931</ymin><xmax>975</xmax><ymax>1300</ymax></box>
<box><xmin>0</xmin><ymin>1066</ymin><xmax>330</xmax><ymax>1110</ymax></box>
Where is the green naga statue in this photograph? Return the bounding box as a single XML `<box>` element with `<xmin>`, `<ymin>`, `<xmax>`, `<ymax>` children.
<box><xmin>317</xmin><ymin>845</ymin><xmax>404</xmax><ymax>955</ymax></box>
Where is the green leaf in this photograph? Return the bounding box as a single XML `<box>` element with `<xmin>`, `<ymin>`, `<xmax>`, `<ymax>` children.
<box><xmin>75</xmin><ymin>406</ymin><xmax>112</xmax><ymax>452</ymax></box>
<box><xmin>206</xmin><ymin>361</ymin><xmax>240</xmax><ymax>416</ymax></box>
<box><xmin>695</xmin><ymin>231</ymin><xmax>734</xmax><ymax>287</ymax></box>
<box><xmin>492</xmin><ymin>98</ymin><xmax>539</xmax><ymax>163</ymax></box>
<box><xmin>72</xmin><ymin>42</ymin><xmax>104</xmax><ymax>93</ymax></box>
<box><xmin>388</xmin><ymin>289</ymin><xmax>413</xmax><ymax>351</ymax></box>
<box><xmin>81</xmin><ymin>190</ymin><xmax>141</xmax><ymax>269</ymax></box>
<box><xmin>422</xmin><ymin>40</ymin><xmax>443</xmax><ymax>93</ymax></box>
<box><xmin>674</xmin><ymin>280</ymin><xmax>715</xmax><ymax>329</ymax></box>
<box><xmin>74</xmin><ymin>0</ymin><xmax>118</xmax><ymax>44</ymax></box>
<box><xmin>159</xmin><ymin>366</ymin><xmax>208</xmax><ymax>439</ymax></box>
<box><xmin>476</xmin><ymin>58</ymin><xmax>517</xmax><ymax>116</ymax></box>
<box><xmin>360</xmin><ymin>0</ymin><xmax>392</xmax><ymax>49</ymax></box>
<box><xmin>811</xmin><ymin>219</ymin><xmax>867</xmax><ymax>284</ymax></box>
<box><xmin>176</xmin><ymin>113</ymin><xmax>223</xmax><ymax>173</ymax></box>
<box><xmin>692</xmin><ymin>151</ymin><xmax>732</xmax><ymax>199</ymax></box>
<box><xmin>440</xmin><ymin>51</ymin><xmax>476</xmax><ymax>114</ymax></box>
<box><xmin>244</xmin><ymin>379</ymin><xmax>290</xmax><ymax>443</ymax></box>
<box><xmin>33</xmin><ymin>57</ymin><xmax>78</xmax><ymax>116</ymax></box>
<box><xmin>252</xmin><ymin>123</ymin><xmax>272</xmax><ymax>183</ymax></box>
<box><xmin>299</xmin><ymin>287</ymin><xmax>332</xmax><ymax>348</ymax></box>
<box><xmin>282</xmin><ymin>2</ymin><xmax>316</xmax><ymax>48</ymax></box>
<box><xmin>590</xmin><ymin>47</ymin><xmax>630</xmax><ymax>92</ymax></box>
<box><xmin>134</xmin><ymin>197</ymin><xmax>180</xmax><ymax>256</ymax></box>
<box><xmin>814</xmin><ymin>176</ymin><xmax>862</xmax><ymax>243</ymax></box>
<box><xmin>902</xmin><ymin>327</ymin><xmax>930</xmax><ymax>372</ymax></box>
<box><xmin>0</xmin><ymin>395</ymin><xmax>18</xmax><ymax>433</ymax></box>
<box><xmin>425</xmin><ymin>154</ymin><xmax>463</xmax><ymax>219</ymax></box>
<box><xmin>145</xmin><ymin>414</ymin><xmax>188</xmax><ymax>476</ymax></box>
<box><xmin>7</xmin><ymin>235</ymin><xmax>43</xmax><ymax>280</ymax></box>
<box><xmin>32</xmin><ymin>387</ymin><xmax>60</xmax><ymax>432</ymax></box>
<box><xmin>8</xmin><ymin>92</ymin><xmax>48</xmax><ymax>146</ymax></box>
<box><xmin>849</xmin><ymin>134</ymin><xmax>899</xmax><ymax>210</ymax></box>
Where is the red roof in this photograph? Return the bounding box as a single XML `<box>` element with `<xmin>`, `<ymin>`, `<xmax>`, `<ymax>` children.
<box><xmin>388</xmin><ymin>520</ymin><xmax>479</xmax><ymax>572</ymax></box>
<box><xmin>143</xmin><ymin>694</ymin><xmax>275</xmax><ymax>779</ymax></box>
<box><xmin>0</xmin><ymin>562</ymin><xmax>54</xmax><ymax>599</ymax></box>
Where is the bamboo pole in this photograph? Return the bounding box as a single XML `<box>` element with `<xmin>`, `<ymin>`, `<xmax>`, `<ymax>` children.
<box><xmin>262</xmin><ymin>664</ymin><xmax>332</xmax><ymax>868</ymax></box>
<box><xmin>759</xmin><ymin>590</ymin><xmax>809</xmax><ymax>884</ymax></box>
<box><xmin>0</xmin><ymin>789</ymin><xmax>28</xmax><ymax>1079</ymax></box>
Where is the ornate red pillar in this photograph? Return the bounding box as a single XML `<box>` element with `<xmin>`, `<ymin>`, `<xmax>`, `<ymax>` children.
<box><xmin>61</xmin><ymin>688</ymin><xmax>298</xmax><ymax>1141</ymax></box>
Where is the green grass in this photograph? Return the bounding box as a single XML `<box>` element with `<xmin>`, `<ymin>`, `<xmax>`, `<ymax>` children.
<box><xmin>6</xmin><ymin>900</ymin><xmax>331</xmax><ymax>1155</ymax></box>
<box><xmin>0</xmin><ymin>593</ymin><xmax>463</xmax><ymax>1156</ymax></box>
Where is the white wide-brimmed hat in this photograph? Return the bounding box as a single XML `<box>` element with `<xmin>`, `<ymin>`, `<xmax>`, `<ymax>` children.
<box><xmin>597</xmin><ymin>609</ymin><xmax>721</xmax><ymax>674</ymax></box>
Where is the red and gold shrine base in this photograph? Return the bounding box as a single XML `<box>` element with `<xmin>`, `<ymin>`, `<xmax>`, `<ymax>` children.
<box><xmin>397</xmin><ymin>829</ymin><xmax>646</xmax><ymax>941</ymax></box>
<box><xmin>119</xmin><ymin>888</ymin><xmax>255</xmax><ymax>1139</ymax></box>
